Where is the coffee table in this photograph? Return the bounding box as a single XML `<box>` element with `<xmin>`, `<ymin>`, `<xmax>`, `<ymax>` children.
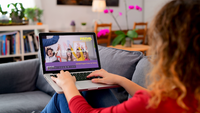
<box><xmin>108</xmin><ymin>44</ymin><xmax>150</xmax><ymax>55</ymax></box>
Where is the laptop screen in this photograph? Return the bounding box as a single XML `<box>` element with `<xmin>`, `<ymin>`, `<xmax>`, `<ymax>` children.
<box><xmin>39</xmin><ymin>33</ymin><xmax>101</xmax><ymax>73</ymax></box>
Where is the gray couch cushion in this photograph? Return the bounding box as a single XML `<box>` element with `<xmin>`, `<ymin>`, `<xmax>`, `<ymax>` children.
<box><xmin>36</xmin><ymin>50</ymin><xmax>55</xmax><ymax>96</ymax></box>
<box><xmin>0</xmin><ymin>91</ymin><xmax>51</xmax><ymax>113</ymax></box>
<box><xmin>98</xmin><ymin>46</ymin><xmax>143</xmax><ymax>102</ymax></box>
<box><xmin>129</xmin><ymin>56</ymin><xmax>151</xmax><ymax>98</ymax></box>
<box><xmin>0</xmin><ymin>59</ymin><xmax>39</xmax><ymax>94</ymax></box>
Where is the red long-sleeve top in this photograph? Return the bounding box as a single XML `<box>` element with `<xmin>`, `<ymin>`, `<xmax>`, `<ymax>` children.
<box><xmin>69</xmin><ymin>90</ymin><xmax>198</xmax><ymax>113</ymax></box>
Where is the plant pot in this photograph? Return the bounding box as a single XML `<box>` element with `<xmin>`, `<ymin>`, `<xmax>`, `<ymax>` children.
<box><xmin>22</xmin><ymin>17</ymin><xmax>29</xmax><ymax>24</ymax></box>
<box><xmin>0</xmin><ymin>15</ymin><xmax>9</xmax><ymax>24</ymax></box>
<box><xmin>29</xmin><ymin>19</ymin><xmax>37</xmax><ymax>25</ymax></box>
<box><xmin>124</xmin><ymin>38</ymin><xmax>132</xmax><ymax>47</ymax></box>
<box><xmin>71</xmin><ymin>26</ymin><xmax>76</xmax><ymax>32</ymax></box>
<box><xmin>37</xmin><ymin>22</ymin><xmax>43</xmax><ymax>25</ymax></box>
<box><xmin>11</xmin><ymin>14</ymin><xmax>22</xmax><ymax>23</ymax></box>
<box><xmin>81</xmin><ymin>25</ymin><xmax>87</xmax><ymax>31</ymax></box>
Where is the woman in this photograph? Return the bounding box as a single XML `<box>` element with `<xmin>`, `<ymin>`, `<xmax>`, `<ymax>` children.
<box><xmin>70</xmin><ymin>43</ymin><xmax>85</xmax><ymax>61</ymax></box>
<box><xmin>83</xmin><ymin>51</ymin><xmax>90</xmax><ymax>61</ymax></box>
<box><xmin>42</xmin><ymin>0</ymin><xmax>200</xmax><ymax>112</ymax></box>
<box><xmin>82</xmin><ymin>45</ymin><xmax>90</xmax><ymax>61</ymax></box>
<box><xmin>60</xmin><ymin>48</ymin><xmax>74</xmax><ymax>62</ymax></box>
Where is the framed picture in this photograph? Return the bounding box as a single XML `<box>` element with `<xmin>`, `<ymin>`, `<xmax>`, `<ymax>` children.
<box><xmin>57</xmin><ymin>0</ymin><xmax>119</xmax><ymax>6</ymax></box>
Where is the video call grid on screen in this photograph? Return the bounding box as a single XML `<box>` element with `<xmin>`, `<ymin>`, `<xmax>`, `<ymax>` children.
<box><xmin>42</xmin><ymin>35</ymin><xmax>99</xmax><ymax>71</ymax></box>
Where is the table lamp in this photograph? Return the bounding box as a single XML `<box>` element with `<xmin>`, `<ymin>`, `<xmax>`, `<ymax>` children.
<box><xmin>92</xmin><ymin>0</ymin><xmax>106</xmax><ymax>24</ymax></box>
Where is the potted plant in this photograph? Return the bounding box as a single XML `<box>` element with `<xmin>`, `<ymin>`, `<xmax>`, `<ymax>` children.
<box><xmin>98</xmin><ymin>29</ymin><xmax>138</xmax><ymax>46</ymax></box>
<box><xmin>81</xmin><ymin>22</ymin><xmax>87</xmax><ymax>31</ymax></box>
<box><xmin>0</xmin><ymin>5</ymin><xmax>9</xmax><ymax>23</ymax></box>
<box><xmin>70</xmin><ymin>21</ymin><xmax>76</xmax><ymax>32</ymax></box>
<box><xmin>24</xmin><ymin>7</ymin><xmax>43</xmax><ymax>25</ymax></box>
<box><xmin>112</xmin><ymin>30</ymin><xmax>138</xmax><ymax>46</ymax></box>
<box><xmin>99</xmin><ymin>3</ymin><xmax>142</xmax><ymax>47</ymax></box>
<box><xmin>7</xmin><ymin>3</ymin><xmax>25</xmax><ymax>23</ymax></box>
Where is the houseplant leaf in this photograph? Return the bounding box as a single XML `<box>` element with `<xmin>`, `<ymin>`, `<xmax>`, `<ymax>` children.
<box><xmin>112</xmin><ymin>34</ymin><xmax>126</xmax><ymax>46</ymax></box>
<box><xmin>0</xmin><ymin>5</ymin><xmax>2</xmax><ymax>12</ymax></box>
<box><xmin>115</xmin><ymin>30</ymin><xmax>125</xmax><ymax>35</ymax></box>
<box><xmin>121</xmin><ymin>38</ymin><xmax>126</xmax><ymax>46</ymax></box>
<box><xmin>127</xmin><ymin>30</ymin><xmax>138</xmax><ymax>38</ymax></box>
<box><xmin>7</xmin><ymin>4</ymin><xmax>10</xmax><ymax>8</ymax></box>
<box><xmin>2</xmin><ymin>11</ymin><xmax>7</xmax><ymax>15</ymax></box>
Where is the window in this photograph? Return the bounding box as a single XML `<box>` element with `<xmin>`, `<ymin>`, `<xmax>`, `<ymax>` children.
<box><xmin>0</xmin><ymin>0</ymin><xmax>35</xmax><ymax>16</ymax></box>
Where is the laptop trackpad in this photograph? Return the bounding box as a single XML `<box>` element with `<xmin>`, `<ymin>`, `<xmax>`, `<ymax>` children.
<box><xmin>76</xmin><ymin>80</ymin><xmax>110</xmax><ymax>90</ymax></box>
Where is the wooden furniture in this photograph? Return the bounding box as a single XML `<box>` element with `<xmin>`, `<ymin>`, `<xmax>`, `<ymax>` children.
<box><xmin>94</xmin><ymin>22</ymin><xmax>112</xmax><ymax>46</ymax></box>
<box><xmin>108</xmin><ymin>44</ymin><xmax>150</xmax><ymax>55</ymax></box>
<box><xmin>133</xmin><ymin>22</ymin><xmax>148</xmax><ymax>44</ymax></box>
<box><xmin>0</xmin><ymin>25</ymin><xmax>49</xmax><ymax>63</ymax></box>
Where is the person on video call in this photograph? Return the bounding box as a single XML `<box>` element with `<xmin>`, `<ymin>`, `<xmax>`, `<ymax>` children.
<box><xmin>41</xmin><ymin>0</ymin><xmax>200</xmax><ymax>113</ymax></box>
<box><xmin>69</xmin><ymin>43</ymin><xmax>85</xmax><ymax>61</ymax></box>
<box><xmin>45</xmin><ymin>45</ymin><xmax>60</xmax><ymax>63</ymax></box>
<box><xmin>82</xmin><ymin>45</ymin><xmax>90</xmax><ymax>61</ymax></box>
<box><xmin>59</xmin><ymin>44</ymin><xmax>74</xmax><ymax>62</ymax></box>
<box><xmin>42</xmin><ymin>35</ymin><xmax>59</xmax><ymax>59</ymax></box>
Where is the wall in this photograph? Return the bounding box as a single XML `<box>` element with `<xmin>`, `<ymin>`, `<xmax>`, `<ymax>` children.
<box><xmin>144</xmin><ymin>0</ymin><xmax>171</xmax><ymax>25</ymax></box>
<box><xmin>40</xmin><ymin>0</ymin><xmax>144</xmax><ymax>31</ymax></box>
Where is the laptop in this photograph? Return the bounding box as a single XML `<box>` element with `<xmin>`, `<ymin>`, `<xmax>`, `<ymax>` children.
<box><xmin>39</xmin><ymin>32</ymin><xmax>118</xmax><ymax>93</ymax></box>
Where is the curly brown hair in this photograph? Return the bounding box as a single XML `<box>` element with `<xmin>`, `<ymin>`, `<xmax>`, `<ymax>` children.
<box><xmin>147</xmin><ymin>0</ymin><xmax>200</xmax><ymax>111</ymax></box>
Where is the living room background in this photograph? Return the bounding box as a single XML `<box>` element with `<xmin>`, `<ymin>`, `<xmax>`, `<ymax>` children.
<box><xmin>40</xmin><ymin>0</ymin><xmax>143</xmax><ymax>30</ymax></box>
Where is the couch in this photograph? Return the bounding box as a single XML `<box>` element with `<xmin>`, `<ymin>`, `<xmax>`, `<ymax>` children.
<box><xmin>0</xmin><ymin>46</ymin><xmax>150</xmax><ymax>113</ymax></box>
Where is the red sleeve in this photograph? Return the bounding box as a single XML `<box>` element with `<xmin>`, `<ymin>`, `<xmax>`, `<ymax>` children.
<box><xmin>68</xmin><ymin>90</ymin><xmax>155</xmax><ymax>113</ymax></box>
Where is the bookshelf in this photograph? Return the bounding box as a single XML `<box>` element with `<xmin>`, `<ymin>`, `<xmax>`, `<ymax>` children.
<box><xmin>0</xmin><ymin>25</ymin><xmax>49</xmax><ymax>63</ymax></box>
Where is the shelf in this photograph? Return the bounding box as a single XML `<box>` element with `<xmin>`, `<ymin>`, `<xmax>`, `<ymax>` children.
<box><xmin>0</xmin><ymin>25</ymin><xmax>48</xmax><ymax>63</ymax></box>
<box><xmin>0</xmin><ymin>52</ymin><xmax>38</xmax><ymax>58</ymax></box>
<box><xmin>24</xmin><ymin>52</ymin><xmax>38</xmax><ymax>56</ymax></box>
<box><xmin>0</xmin><ymin>54</ymin><xmax>22</xmax><ymax>58</ymax></box>
<box><xmin>0</xmin><ymin>25</ymin><xmax>49</xmax><ymax>31</ymax></box>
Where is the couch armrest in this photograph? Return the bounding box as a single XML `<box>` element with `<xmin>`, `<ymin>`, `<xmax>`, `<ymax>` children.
<box><xmin>0</xmin><ymin>59</ymin><xmax>40</xmax><ymax>94</ymax></box>
<box><xmin>36</xmin><ymin>49</ymin><xmax>55</xmax><ymax>96</ymax></box>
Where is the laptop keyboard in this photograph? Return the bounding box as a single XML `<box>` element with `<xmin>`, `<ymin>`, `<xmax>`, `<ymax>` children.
<box><xmin>50</xmin><ymin>72</ymin><xmax>102</xmax><ymax>81</ymax></box>
<box><xmin>71</xmin><ymin>72</ymin><xmax>91</xmax><ymax>81</ymax></box>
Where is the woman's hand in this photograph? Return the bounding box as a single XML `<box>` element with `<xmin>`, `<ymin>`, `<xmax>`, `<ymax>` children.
<box><xmin>87</xmin><ymin>69</ymin><xmax>122</xmax><ymax>85</ymax></box>
<box><xmin>51</xmin><ymin>70</ymin><xmax>76</xmax><ymax>89</ymax></box>
<box><xmin>52</xmin><ymin>70</ymin><xmax>81</xmax><ymax>103</ymax></box>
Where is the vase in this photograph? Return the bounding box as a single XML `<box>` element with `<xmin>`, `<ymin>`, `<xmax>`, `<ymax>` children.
<box><xmin>81</xmin><ymin>25</ymin><xmax>87</xmax><ymax>31</ymax></box>
<box><xmin>11</xmin><ymin>14</ymin><xmax>22</xmax><ymax>23</ymax></box>
<box><xmin>0</xmin><ymin>15</ymin><xmax>9</xmax><ymax>23</ymax></box>
<box><xmin>124</xmin><ymin>38</ymin><xmax>132</xmax><ymax>47</ymax></box>
<box><xmin>71</xmin><ymin>26</ymin><xmax>76</xmax><ymax>32</ymax></box>
<box><xmin>29</xmin><ymin>19</ymin><xmax>37</xmax><ymax>25</ymax></box>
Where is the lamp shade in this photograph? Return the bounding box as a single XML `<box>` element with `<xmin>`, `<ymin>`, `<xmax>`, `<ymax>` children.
<box><xmin>92</xmin><ymin>0</ymin><xmax>106</xmax><ymax>12</ymax></box>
